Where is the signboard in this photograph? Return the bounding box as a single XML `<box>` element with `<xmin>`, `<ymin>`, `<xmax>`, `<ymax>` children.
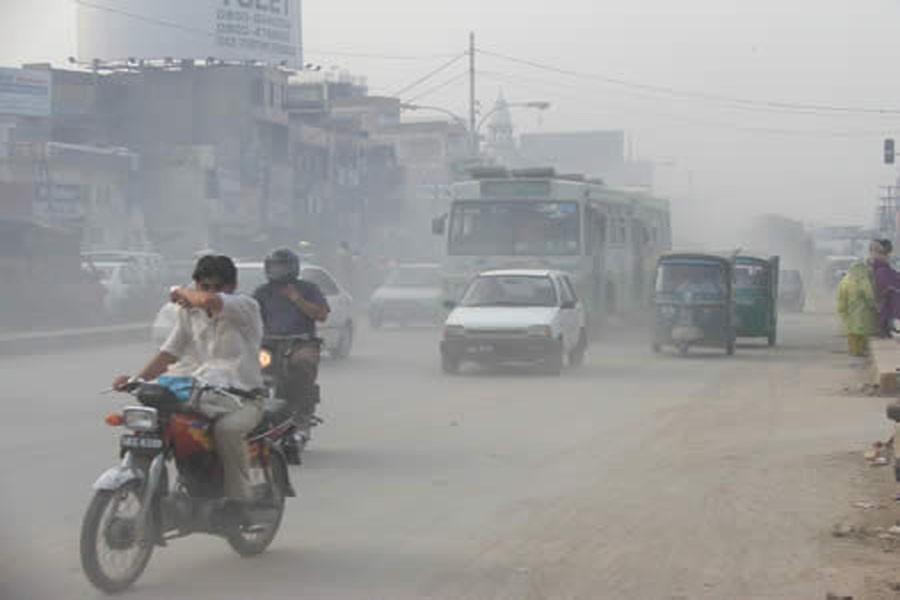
<box><xmin>0</xmin><ymin>68</ymin><xmax>51</xmax><ymax>117</ymax></box>
<box><xmin>78</xmin><ymin>0</ymin><xmax>303</xmax><ymax>68</ymax></box>
<box><xmin>33</xmin><ymin>182</ymin><xmax>85</xmax><ymax>226</ymax></box>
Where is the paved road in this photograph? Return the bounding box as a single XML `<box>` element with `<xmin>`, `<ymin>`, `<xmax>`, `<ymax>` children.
<box><xmin>0</xmin><ymin>313</ymin><xmax>888</xmax><ymax>599</ymax></box>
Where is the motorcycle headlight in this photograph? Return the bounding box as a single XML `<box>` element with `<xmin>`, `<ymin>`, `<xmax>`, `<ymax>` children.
<box><xmin>444</xmin><ymin>325</ymin><xmax>466</xmax><ymax>339</ymax></box>
<box><xmin>123</xmin><ymin>407</ymin><xmax>159</xmax><ymax>432</ymax></box>
<box><xmin>528</xmin><ymin>325</ymin><xmax>553</xmax><ymax>338</ymax></box>
<box><xmin>259</xmin><ymin>349</ymin><xmax>272</xmax><ymax>369</ymax></box>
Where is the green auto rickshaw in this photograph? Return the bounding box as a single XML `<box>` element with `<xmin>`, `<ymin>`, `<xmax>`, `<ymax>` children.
<box><xmin>653</xmin><ymin>253</ymin><xmax>736</xmax><ymax>356</ymax></box>
<box><xmin>734</xmin><ymin>255</ymin><xmax>779</xmax><ymax>346</ymax></box>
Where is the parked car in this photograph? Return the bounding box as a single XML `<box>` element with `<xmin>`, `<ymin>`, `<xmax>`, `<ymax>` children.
<box><xmin>83</xmin><ymin>251</ymin><xmax>167</xmax><ymax>320</ymax></box>
<box><xmin>151</xmin><ymin>261</ymin><xmax>354</xmax><ymax>359</ymax></box>
<box><xmin>778</xmin><ymin>269</ymin><xmax>806</xmax><ymax>312</ymax></box>
<box><xmin>91</xmin><ymin>260</ymin><xmax>149</xmax><ymax>319</ymax></box>
<box><xmin>368</xmin><ymin>263</ymin><xmax>443</xmax><ymax>328</ymax></box>
<box><xmin>440</xmin><ymin>269</ymin><xmax>588</xmax><ymax>376</ymax></box>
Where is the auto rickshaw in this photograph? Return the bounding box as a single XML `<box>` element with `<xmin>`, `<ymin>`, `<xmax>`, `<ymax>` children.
<box><xmin>734</xmin><ymin>255</ymin><xmax>779</xmax><ymax>346</ymax></box>
<box><xmin>653</xmin><ymin>253</ymin><xmax>736</xmax><ymax>355</ymax></box>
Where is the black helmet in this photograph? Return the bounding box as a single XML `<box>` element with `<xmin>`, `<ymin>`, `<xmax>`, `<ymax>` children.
<box><xmin>264</xmin><ymin>248</ymin><xmax>300</xmax><ymax>283</ymax></box>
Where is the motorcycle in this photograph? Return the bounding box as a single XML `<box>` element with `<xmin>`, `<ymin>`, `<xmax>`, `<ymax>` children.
<box><xmin>80</xmin><ymin>381</ymin><xmax>296</xmax><ymax>594</ymax></box>
<box><xmin>259</xmin><ymin>335</ymin><xmax>324</xmax><ymax>465</ymax></box>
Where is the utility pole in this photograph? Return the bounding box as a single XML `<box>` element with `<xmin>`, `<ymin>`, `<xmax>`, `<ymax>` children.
<box><xmin>469</xmin><ymin>31</ymin><xmax>477</xmax><ymax>156</ymax></box>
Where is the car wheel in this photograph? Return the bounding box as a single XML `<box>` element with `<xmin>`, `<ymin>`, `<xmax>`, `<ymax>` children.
<box><xmin>332</xmin><ymin>323</ymin><xmax>353</xmax><ymax>360</ymax></box>
<box><xmin>441</xmin><ymin>353</ymin><xmax>460</xmax><ymax>375</ymax></box>
<box><xmin>542</xmin><ymin>341</ymin><xmax>564</xmax><ymax>376</ymax></box>
<box><xmin>568</xmin><ymin>329</ymin><xmax>587</xmax><ymax>367</ymax></box>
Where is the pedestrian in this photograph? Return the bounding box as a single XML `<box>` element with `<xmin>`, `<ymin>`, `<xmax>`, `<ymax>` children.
<box><xmin>837</xmin><ymin>262</ymin><xmax>878</xmax><ymax>356</ymax></box>
<box><xmin>869</xmin><ymin>239</ymin><xmax>899</xmax><ymax>337</ymax></box>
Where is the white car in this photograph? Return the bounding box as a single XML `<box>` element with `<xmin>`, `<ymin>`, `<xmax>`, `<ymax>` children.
<box><xmin>440</xmin><ymin>269</ymin><xmax>588</xmax><ymax>375</ymax></box>
<box><xmin>151</xmin><ymin>262</ymin><xmax>355</xmax><ymax>359</ymax></box>
<box><xmin>368</xmin><ymin>263</ymin><xmax>443</xmax><ymax>328</ymax></box>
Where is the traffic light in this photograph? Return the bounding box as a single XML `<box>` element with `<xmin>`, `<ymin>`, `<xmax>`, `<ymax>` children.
<box><xmin>886</xmin><ymin>138</ymin><xmax>895</xmax><ymax>165</ymax></box>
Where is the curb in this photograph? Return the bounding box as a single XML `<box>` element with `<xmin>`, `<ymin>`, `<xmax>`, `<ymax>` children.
<box><xmin>870</xmin><ymin>338</ymin><xmax>900</xmax><ymax>395</ymax></box>
<box><xmin>0</xmin><ymin>323</ymin><xmax>150</xmax><ymax>356</ymax></box>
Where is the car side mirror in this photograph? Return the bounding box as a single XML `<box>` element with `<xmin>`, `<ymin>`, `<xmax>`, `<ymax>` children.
<box><xmin>432</xmin><ymin>215</ymin><xmax>447</xmax><ymax>236</ymax></box>
<box><xmin>443</xmin><ymin>299</ymin><xmax>457</xmax><ymax>310</ymax></box>
<box><xmin>561</xmin><ymin>300</ymin><xmax>576</xmax><ymax>310</ymax></box>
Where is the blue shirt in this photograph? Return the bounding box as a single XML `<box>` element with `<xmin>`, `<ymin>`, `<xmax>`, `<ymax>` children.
<box><xmin>253</xmin><ymin>280</ymin><xmax>329</xmax><ymax>337</ymax></box>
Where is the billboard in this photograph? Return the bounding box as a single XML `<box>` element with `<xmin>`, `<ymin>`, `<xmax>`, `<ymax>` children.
<box><xmin>0</xmin><ymin>68</ymin><xmax>52</xmax><ymax>117</ymax></box>
<box><xmin>77</xmin><ymin>0</ymin><xmax>303</xmax><ymax>68</ymax></box>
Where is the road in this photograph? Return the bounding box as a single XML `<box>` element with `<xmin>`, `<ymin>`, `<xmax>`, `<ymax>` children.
<box><xmin>0</xmin><ymin>312</ymin><xmax>890</xmax><ymax>599</ymax></box>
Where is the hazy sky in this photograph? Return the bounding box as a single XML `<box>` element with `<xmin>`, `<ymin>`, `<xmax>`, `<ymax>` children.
<box><xmin>2</xmin><ymin>0</ymin><xmax>899</xmax><ymax>233</ymax></box>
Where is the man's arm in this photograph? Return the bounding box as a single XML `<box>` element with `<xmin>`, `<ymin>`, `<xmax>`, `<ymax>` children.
<box><xmin>283</xmin><ymin>284</ymin><xmax>330</xmax><ymax>322</ymax></box>
<box><xmin>113</xmin><ymin>351</ymin><xmax>179</xmax><ymax>390</ymax></box>
<box><xmin>170</xmin><ymin>287</ymin><xmax>224</xmax><ymax>315</ymax></box>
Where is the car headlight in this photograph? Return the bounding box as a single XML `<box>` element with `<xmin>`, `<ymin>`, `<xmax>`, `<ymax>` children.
<box><xmin>123</xmin><ymin>407</ymin><xmax>159</xmax><ymax>432</ymax></box>
<box><xmin>528</xmin><ymin>325</ymin><xmax>553</xmax><ymax>338</ymax></box>
<box><xmin>259</xmin><ymin>349</ymin><xmax>273</xmax><ymax>369</ymax></box>
<box><xmin>444</xmin><ymin>325</ymin><xmax>466</xmax><ymax>339</ymax></box>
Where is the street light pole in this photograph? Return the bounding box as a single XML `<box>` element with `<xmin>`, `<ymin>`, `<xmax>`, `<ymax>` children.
<box><xmin>469</xmin><ymin>31</ymin><xmax>477</xmax><ymax>155</ymax></box>
<box><xmin>399</xmin><ymin>103</ymin><xmax>468</xmax><ymax>129</ymax></box>
<box><xmin>473</xmin><ymin>101</ymin><xmax>551</xmax><ymax>153</ymax></box>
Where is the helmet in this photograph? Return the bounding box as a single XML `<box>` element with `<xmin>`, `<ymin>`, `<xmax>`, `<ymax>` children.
<box><xmin>264</xmin><ymin>248</ymin><xmax>300</xmax><ymax>283</ymax></box>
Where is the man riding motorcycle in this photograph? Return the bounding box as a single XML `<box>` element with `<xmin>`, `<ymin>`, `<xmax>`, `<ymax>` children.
<box><xmin>253</xmin><ymin>249</ymin><xmax>330</xmax><ymax>453</ymax></box>
<box><xmin>112</xmin><ymin>254</ymin><xmax>265</xmax><ymax>523</ymax></box>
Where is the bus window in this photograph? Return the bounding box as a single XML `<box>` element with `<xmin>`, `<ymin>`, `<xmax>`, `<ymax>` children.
<box><xmin>449</xmin><ymin>201</ymin><xmax>580</xmax><ymax>256</ymax></box>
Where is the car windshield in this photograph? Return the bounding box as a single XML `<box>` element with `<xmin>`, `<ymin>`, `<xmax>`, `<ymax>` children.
<box><xmin>91</xmin><ymin>263</ymin><xmax>119</xmax><ymax>281</ymax></box>
<box><xmin>461</xmin><ymin>275</ymin><xmax>558</xmax><ymax>307</ymax></box>
<box><xmin>449</xmin><ymin>201</ymin><xmax>580</xmax><ymax>256</ymax></box>
<box><xmin>386</xmin><ymin>266</ymin><xmax>441</xmax><ymax>287</ymax></box>
<box><xmin>656</xmin><ymin>262</ymin><xmax>727</xmax><ymax>301</ymax></box>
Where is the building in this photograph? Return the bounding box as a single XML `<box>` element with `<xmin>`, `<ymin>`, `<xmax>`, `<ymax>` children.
<box><xmin>518</xmin><ymin>130</ymin><xmax>655</xmax><ymax>189</ymax></box>
<box><xmin>0</xmin><ymin>65</ymin><xmax>146</xmax><ymax>253</ymax></box>
<box><xmin>93</xmin><ymin>61</ymin><xmax>292</xmax><ymax>257</ymax></box>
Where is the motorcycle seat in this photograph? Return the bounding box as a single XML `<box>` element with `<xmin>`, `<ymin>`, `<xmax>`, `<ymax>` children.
<box><xmin>248</xmin><ymin>398</ymin><xmax>293</xmax><ymax>437</ymax></box>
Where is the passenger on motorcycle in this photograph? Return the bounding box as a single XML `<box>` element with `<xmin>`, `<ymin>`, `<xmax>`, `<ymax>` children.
<box><xmin>253</xmin><ymin>248</ymin><xmax>330</xmax><ymax>431</ymax></box>
<box><xmin>112</xmin><ymin>255</ymin><xmax>265</xmax><ymax>508</ymax></box>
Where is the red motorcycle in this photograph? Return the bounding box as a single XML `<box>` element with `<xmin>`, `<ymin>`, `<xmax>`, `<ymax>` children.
<box><xmin>80</xmin><ymin>381</ymin><xmax>296</xmax><ymax>594</ymax></box>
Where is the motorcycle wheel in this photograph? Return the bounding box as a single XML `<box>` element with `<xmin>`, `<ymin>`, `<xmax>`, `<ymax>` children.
<box><xmin>227</xmin><ymin>455</ymin><xmax>287</xmax><ymax>557</ymax></box>
<box><xmin>80</xmin><ymin>481</ymin><xmax>155</xmax><ymax>594</ymax></box>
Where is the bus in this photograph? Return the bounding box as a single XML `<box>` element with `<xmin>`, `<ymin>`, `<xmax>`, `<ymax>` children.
<box><xmin>433</xmin><ymin>169</ymin><xmax>671</xmax><ymax>327</ymax></box>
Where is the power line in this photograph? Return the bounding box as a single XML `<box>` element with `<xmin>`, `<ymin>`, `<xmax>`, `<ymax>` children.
<box><xmin>75</xmin><ymin>1</ymin><xmax>453</xmax><ymax>64</ymax></box>
<box><xmin>74</xmin><ymin>0</ymin><xmax>212</xmax><ymax>38</ymax></box>
<box><xmin>476</xmin><ymin>69</ymin><xmax>890</xmax><ymax>139</ymax></box>
<box><xmin>305</xmin><ymin>48</ymin><xmax>460</xmax><ymax>61</ymax></box>
<box><xmin>478</xmin><ymin>47</ymin><xmax>900</xmax><ymax>117</ymax></box>
<box><xmin>405</xmin><ymin>71</ymin><xmax>469</xmax><ymax>104</ymax></box>
<box><xmin>390</xmin><ymin>53</ymin><xmax>467</xmax><ymax>98</ymax></box>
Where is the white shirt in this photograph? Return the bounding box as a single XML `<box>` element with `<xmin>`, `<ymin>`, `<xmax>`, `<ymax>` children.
<box><xmin>161</xmin><ymin>293</ymin><xmax>264</xmax><ymax>391</ymax></box>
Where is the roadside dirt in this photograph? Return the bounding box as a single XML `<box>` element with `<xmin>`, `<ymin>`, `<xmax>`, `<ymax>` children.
<box><xmin>420</xmin><ymin>322</ymin><xmax>899</xmax><ymax>600</ymax></box>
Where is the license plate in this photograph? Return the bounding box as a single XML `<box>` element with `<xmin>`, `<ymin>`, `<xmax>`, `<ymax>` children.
<box><xmin>121</xmin><ymin>435</ymin><xmax>164</xmax><ymax>450</ymax></box>
<box><xmin>467</xmin><ymin>344</ymin><xmax>494</xmax><ymax>354</ymax></box>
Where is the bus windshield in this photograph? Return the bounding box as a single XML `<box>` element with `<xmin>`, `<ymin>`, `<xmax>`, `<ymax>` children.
<box><xmin>449</xmin><ymin>201</ymin><xmax>580</xmax><ymax>256</ymax></box>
